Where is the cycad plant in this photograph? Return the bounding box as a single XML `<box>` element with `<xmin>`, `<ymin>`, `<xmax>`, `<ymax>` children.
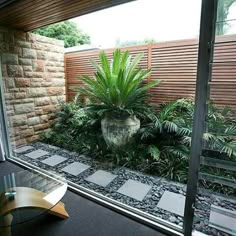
<box><xmin>73</xmin><ymin>49</ymin><xmax>160</xmax><ymax>147</ymax></box>
<box><xmin>73</xmin><ymin>49</ymin><xmax>160</xmax><ymax>117</ymax></box>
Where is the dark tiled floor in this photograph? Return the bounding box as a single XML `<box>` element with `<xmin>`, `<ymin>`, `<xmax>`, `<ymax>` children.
<box><xmin>0</xmin><ymin>161</ymin><xmax>167</xmax><ymax>236</ymax></box>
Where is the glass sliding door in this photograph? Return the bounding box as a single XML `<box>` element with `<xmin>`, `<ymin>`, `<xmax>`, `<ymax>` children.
<box><xmin>192</xmin><ymin>0</ymin><xmax>236</xmax><ymax>234</ymax></box>
<box><xmin>0</xmin><ymin>1</ymin><xmax>225</xmax><ymax>236</ymax></box>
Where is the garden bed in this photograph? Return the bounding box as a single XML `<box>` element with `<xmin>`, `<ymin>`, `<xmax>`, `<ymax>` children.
<box><xmin>15</xmin><ymin>142</ymin><xmax>236</xmax><ymax>236</ymax></box>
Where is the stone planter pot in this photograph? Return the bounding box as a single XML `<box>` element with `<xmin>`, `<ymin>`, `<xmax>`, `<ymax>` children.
<box><xmin>101</xmin><ymin>114</ymin><xmax>140</xmax><ymax>148</ymax></box>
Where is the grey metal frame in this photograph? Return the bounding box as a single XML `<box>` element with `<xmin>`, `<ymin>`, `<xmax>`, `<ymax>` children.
<box><xmin>0</xmin><ymin>57</ymin><xmax>12</xmax><ymax>161</ymax></box>
<box><xmin>183</xmin><ymin>0</ymin><xmax>218</xmax><ymax>235</ymax></box>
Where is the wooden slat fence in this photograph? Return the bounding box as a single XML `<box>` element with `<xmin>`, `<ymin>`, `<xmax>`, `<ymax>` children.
<box><xmin>65</xmin><ymin>34</ymin><xmax>236</xmax><ymax>110</ymax></box>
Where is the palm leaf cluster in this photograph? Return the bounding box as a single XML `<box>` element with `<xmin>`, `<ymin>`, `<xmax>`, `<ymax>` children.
<box><xmin>73</xmin><ymin>49</ymin><xmax>160</xmax><ymax>117</ymax></box>
<box><xmin>42</xmin><ymin>96</ymin><xmax>236</xmax><ymax>192</ymax></box>
<box><xmin>134</xmin><ymin>98</ymin><xmax>236</xmax><ymax>182</ymax></box>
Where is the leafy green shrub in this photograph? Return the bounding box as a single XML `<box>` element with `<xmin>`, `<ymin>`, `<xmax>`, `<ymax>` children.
<box><xmin>41</xmin><ymin>97</ymin><xmax>236</xmax><ymax>193</ymax></box>
<box><xmin>41</xmin><ymin>96</ymin><xmax>108</xmax><ymax>156</ymax></box>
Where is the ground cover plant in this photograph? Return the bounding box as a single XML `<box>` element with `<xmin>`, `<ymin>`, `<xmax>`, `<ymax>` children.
<box><xmin>42</xmin><ymin>96</ymin><xmax>236</xmax><ymax>195</ymax></box>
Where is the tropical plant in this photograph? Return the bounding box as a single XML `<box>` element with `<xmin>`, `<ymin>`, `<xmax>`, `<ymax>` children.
<box><xmin>41</xmin><ymin>97</ymin><xmax>236</xmax><ymax>193</ymax></box>
<box><xmin>41</xmin><ymin>95</ymin><xmax>107</xmax><ymax>155</ymax></box>
<box><xmin>140</xmin><ymin>98</ymin><xmax>236</xmax><ymax>161</ymax></box>
<box><xmin>73</xmin><ymin>49</ymin><xmax>160</xmax><ymax>118</ymax></box>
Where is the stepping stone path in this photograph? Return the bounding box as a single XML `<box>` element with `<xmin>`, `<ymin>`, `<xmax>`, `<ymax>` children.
<box><xmin>157</xmin><ymin>191</ymin><xmax>185</xmax><ymax>216</ymax></box>
<box><xmin>62</xmin><ymin>162</ymin><xmax>90</xmax><ymax>176</ymax></box>
<box><xmin>85</xmin><ymin>170</ymin><xmax>117</xmax><ymax>187</ymax></box>
<box><xmin>117</xmin><ymin>179</ymin><xmax>152</xmax><ymax>201</ymax></box>
<box><xmin>14</xmin><ymin>145</ymin><xmax>34</xmax><ymax>153</ymax></box>
<box><xmin>209</xmin><ymin>205</ymin><xmax>236</xmax><ymax>236</ymax></box>
<box><xmin>17</xmin><ymin>144</ymin><xmax>236</xmax><ymax>235</ymax></box>
<box><xmin>41</xmin><ymin>155</ymin><xmax>67</xmax><ymax>167</ymax></box>
<box><xmin>25</xmin><ymin>149</ymin><xmax>49</xmax><ymax>159</ymax></box>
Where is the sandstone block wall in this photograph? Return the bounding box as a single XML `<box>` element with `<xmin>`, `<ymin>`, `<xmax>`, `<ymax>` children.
<box><xmin>0</xmin><ymin>27</ymin><xmax>65</xmax><ymax>147</ymax></box>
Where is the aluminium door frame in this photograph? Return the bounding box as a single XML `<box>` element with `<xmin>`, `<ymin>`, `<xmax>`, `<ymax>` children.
<box><xmin>0</xmin><ymin>57</ymin><xmax>12</xmax><ymax>161</ymax></box>
<box><xmin>183</xmin><ymin>0</ymin><xmax>218</xmax><ymax>235</ymax></box>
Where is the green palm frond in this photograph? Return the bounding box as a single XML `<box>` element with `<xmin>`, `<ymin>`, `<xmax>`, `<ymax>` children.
<box><xmin>147</xmin><ymin>145</ymin><xmax>161</xmax><ymax>161</ymax></box>
<box><xmin>72</xmin><ymin>49</ymin><xmax>160</xmax><ymax>116</ymax></box>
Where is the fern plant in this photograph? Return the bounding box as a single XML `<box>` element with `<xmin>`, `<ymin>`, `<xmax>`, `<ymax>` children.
<box><xmin>73</xmin><ymin>49</ymin><xmax>160</xmax><ymax>117</ymax></box>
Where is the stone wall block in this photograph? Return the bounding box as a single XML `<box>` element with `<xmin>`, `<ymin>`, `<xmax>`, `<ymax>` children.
<box><xmin>32</xmin><ymin>60</ymin><xmax>45</xmax><ymax>72</ymax></box>
<box><xmin>57</xmin><ymin>95</ymin><xmax>66</xmax><ymax>103</ymax></box>
<box><xmin>27</xmin><ymin>88</ymin><xmax>47</xmax><ymax>97</ymax></box>
<box><xmin>42</xmin><ymin>105</ymin><xmax>56</xmax><ymax>113</ymax></box>
<box><xmin>7</xmin><ymin>65</ymin><xmax>23</xmax><ymax>77</ymax></box>
<box><xmin>26</xmin><ymin>135</ymin><xmax>40</xmax><ymax>143</ymax></box>
<box><xmin>11</xmin><ymin>114</ymin><xmax>27</xmax><ymax>126</ymax></box>
<box><xmin>16</xmin><ymin>40</ymin><xmax>31</xmax><ymax>48</ymax></box>
<box><xmin>34</xmin><ymin>123</ymin><xmax>49</xmax><ymax>131</ymax></box>
<box><xmin>14</xmin><ymin>139</ymin><xmax>27</xmax><ymax>147</ymax></box>
<box><xmin>23</xmin><ymin>66</ymin><xmax>33</xmax><ymax>72</ymax></box>
<box><xmin>26</xmin><ymin>33</ymin><xmax>36</xmax><ymax>43</ymax></box>
<box><xmin>47</xmin><ymin>87</ymin><xmax>64</xmax><ymax>96</ymax></box>
<box><xmin>46</xmin><ymin>66</ymin><xmax>57</xmax><ymax>73</ymax></box>
<box><xmin>48</xmin><ymin>52</ymin><xmax>63</xmax><ymax>61</ymax></box>
<box><xmin>50</xmin><ymin>96</ymin><xmax>58</xmax><ymax>104</ymax></box>
<box><xmin>1</xmin><ymin>53</ymin><xmax>18</xmax><ymax>64</ymax></box>
<box><xmin>24</xmin><ymin>71</ymin><xmax>44</xmax><ymax>78</ymax></box>
<box><xmin>19</xmin><ymin>58</ymin><xmax>32</xmax><ymax>65</ymax></box>
<box><xmin>15</xmin><ymin>78</ymin><xmax>30</xmax><ymax>87</ymax></box>
<box><xmin>51</xmin><ymin>78</ymin><xmax>65</xmax><ymax>86</ymax></box>
<box><xmin>41</xmin><ymin>82</ymin><xmax>52</xmax><ymax>87</ymax></box>
<box><xmin>35</xmin><ymin>97</ymin><xmax>50</xmax><ymax>106</ymax></box>
<box><xmin>4</xmin><ymin>77</ymin><xmax>15</xmax><ymax>89</ymax></box>
<box><xmin>58</xmin><ymin>67</ymin><xmax>65</xmax><ymax>73</ymax></box>
<box><xmin>32</xmin><ymin>43</ymin><xmax>43</xmax><ymax>50</ymax></box>
<box><xmin>50</xmin><ymin>72</ymin><xmax>64</xmax><ymax>79</ymax></box>
<box><xmin>31</xmin><ymin>78</ymin><xmax>43</xmax><ymax>82</ymax></box>
<box><xmin>14</xmin><ymin>31</ymin><xmax>26</xmax><ymax>41</ymax></box>
<box><xmin>4</xmin><ymin>93</ymin><xmax>15</xmax><ymax>100</ymax></box>
<box><xmin>21</xmin><ymin>98</ymin><xmax>35</xmax><ymax>103</ymax></box>
<box><xmin>9</xmin><ymin>46</ymin><xmax>22</xmax><ymax>56</ymax></box>
<box><xmin>28</xmin><ymin>117</ymin><xmax>40</xmax><ymax>126</ymax></box>
<box><xmin>36</xmin><ymin>50</ymin><xmax>47</xmax><ymax>60</ymax></box>
<box><xmin>22</xmin><ymin>48</ymin><xmax>37</xmax><ymax>59</ymax></box>
<box><xmin>14</xmin><ymin>103</ymin><xmax>34</xmax><ymax>114</ymax></box>
<box><xmin>45</xmin><ymin>61</ymin><xmax>55</xmax><ymax>66</ymax></box>
<box><xmin>19</xmin><ymin>88</ymin><xmax>27</xmax><ymax>92</ymax></box>
<box><xmin>15</xmin><ymin>92</ymin><xmax>26</xmax><ymax>99</ymax></box>
<box><xmin>40</xmin><ymin>115</ymin><xmax>48</xmax><ymax>123</ymax></box>
<box><xmin>35</xmin><ymin>109</ymin><xmax>44</xmax><ymax>116</ymax></box>
<box><xmin>21</xmin><ymin>128</ymin><xmax>34</xmax><ymax>138</ymax></box>
<box><xmin>30</xmin><ymin>82</ymin><xmax>41</xmax><ymax>87</ymax></box>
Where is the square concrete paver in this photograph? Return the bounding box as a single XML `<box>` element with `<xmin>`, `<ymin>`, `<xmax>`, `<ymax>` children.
<box><xmin>209</xmin><ymin>205</ymin><xmax>236</xmax><ymax>236</ymax></box>
<box><xmin>156</xmin><ymin>191</ymin><xmax>185</xmax><ymax>216</ymax></box>
<box><xmin>61</xmin><ymin>162</ymin><xmax>90</xmax><ymax>176</ymax></box>
<box><xmin>117</xmin><ymin>179</ymin><xmax>152</xmax><ymax>201</ymax></box>
<box><xmin>25</xmin><ymin>149</ymin><xmax>49</xmax><ymax>159</ymax></box>
<box><xmin>41</xmin><ymin>155</ymin><xmax>67</xmax><ymax>167</ymax></box>
<box><xmin>85</xmin><ymin>170</ymin><xmax>117</xmax><ymax>187</ymax></box>
<box><xmin>14</xmin><ymin>146</ymin><xmax>34</xmax><ymax>153</ymax></box>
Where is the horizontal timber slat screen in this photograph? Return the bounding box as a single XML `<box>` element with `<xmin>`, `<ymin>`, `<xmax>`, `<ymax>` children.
<box><xmin>65</xmin><ymin>34</ymin><xmax>236</xmax><ymax>110</ymax></box>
